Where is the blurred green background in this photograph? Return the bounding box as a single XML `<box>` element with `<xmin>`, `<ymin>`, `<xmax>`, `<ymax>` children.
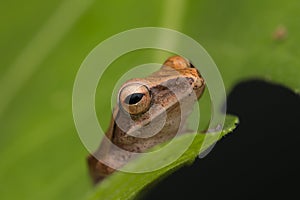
<box><xmin>1</xmin><ymin>0</ymin><xmax>299</xmax><ymax>199</ymax></box>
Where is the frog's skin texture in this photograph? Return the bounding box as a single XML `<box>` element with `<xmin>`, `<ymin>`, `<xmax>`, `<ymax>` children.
<box><xmin>88</xmin><ymin>56</ymin><xmax>205</xmax><ymax>184</ymax></box>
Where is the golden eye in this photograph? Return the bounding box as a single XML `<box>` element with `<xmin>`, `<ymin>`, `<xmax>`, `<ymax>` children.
<box><xmin>119</xmin><ymin>83</ymin><xmax>151</xmax><ymax>115</ymax></box>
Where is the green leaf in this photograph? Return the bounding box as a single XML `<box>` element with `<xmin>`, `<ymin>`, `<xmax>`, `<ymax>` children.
<box><xmin>87</xmin><ymin>115</ymin><xmax>239</xmax><ymax>200</ymax></box>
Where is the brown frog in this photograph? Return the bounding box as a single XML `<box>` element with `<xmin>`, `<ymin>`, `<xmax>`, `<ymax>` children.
<box><xmin>88</xmin><ymin>56</ymin><xmax>205</xmax><ymax>184</ymax></box>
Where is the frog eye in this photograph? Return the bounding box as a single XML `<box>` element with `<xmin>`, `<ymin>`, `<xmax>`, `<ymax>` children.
<box><xmin>119</xmin><ymin>83</ymin><xmax>151</xmax><ymax>115</ymax></box>
<box><xmin>163</xmin><ymin>55</ymin><xmax>192</xmax><ymax>69</ymax></box>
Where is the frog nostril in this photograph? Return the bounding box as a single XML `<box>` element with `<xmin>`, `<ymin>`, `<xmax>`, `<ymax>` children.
<box><xmin>186</xmin><ymin>77</ymin><xmax>194</xmax><ymax>85</ymax></box>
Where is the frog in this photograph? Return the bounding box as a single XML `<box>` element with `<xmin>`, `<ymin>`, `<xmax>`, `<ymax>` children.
<box><xmin>87</xmin><ymin>55</ymin><xmax>205</xmax><ymax>184</ymax></box>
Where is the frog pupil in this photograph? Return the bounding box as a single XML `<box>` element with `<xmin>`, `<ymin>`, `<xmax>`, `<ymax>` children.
<box><xmin>124</xmin><ymin>93</ymin><xmax>144</xmax><ymax>105</ymax></box>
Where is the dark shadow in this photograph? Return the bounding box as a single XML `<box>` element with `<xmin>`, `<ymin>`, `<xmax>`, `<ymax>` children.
<box><xmin>142</xmin><ymin>80</ymin><xmax>300</xmax><ymax>200</ymax></box>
